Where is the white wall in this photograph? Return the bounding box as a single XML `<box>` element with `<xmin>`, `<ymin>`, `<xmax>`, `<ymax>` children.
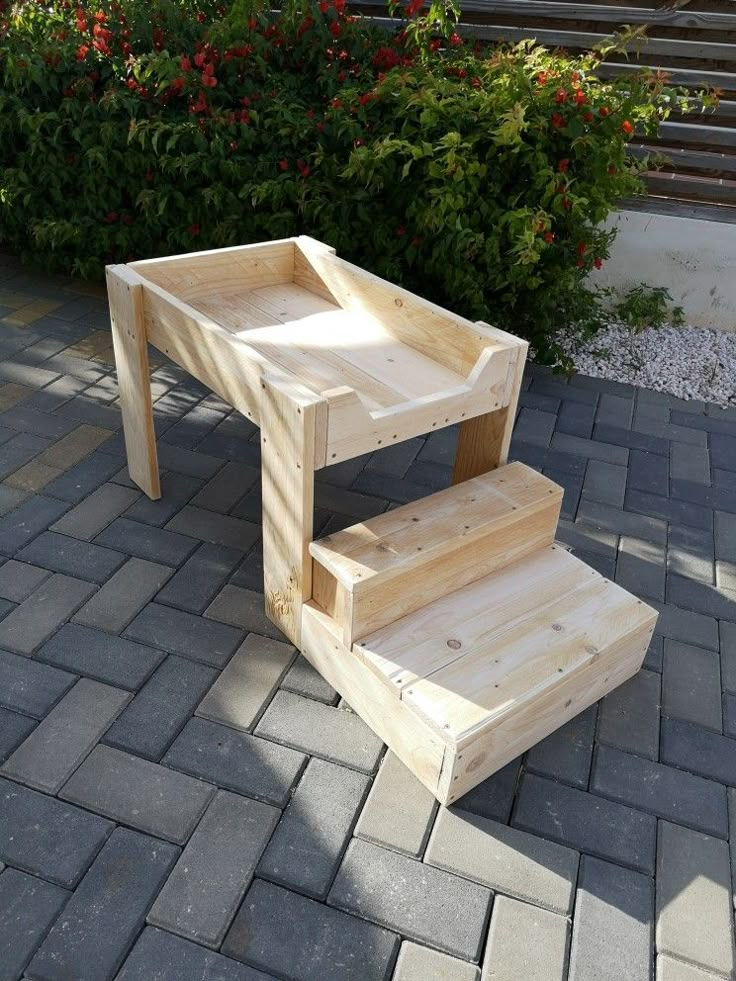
<box><xmin>594</xmin><ymin>209</ymin><xmax>736</xmax><ymax>332</ymax></box>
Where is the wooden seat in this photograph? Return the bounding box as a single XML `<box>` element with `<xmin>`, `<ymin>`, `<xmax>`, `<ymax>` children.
<box><xmin>310</xmin><ymin>461</ymin><xmax>562</xmax><ymax>645</ymax></box>
<box><xmin>304</xmin><ymin>543</ymin><xmax>657</xmax><ymax>805</ymax></box>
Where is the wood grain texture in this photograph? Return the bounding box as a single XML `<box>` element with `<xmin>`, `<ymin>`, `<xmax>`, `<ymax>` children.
<box><xmin>106</xmin><ymin>265</ymin><xmax>160</xmax><ymax>500</ymax></box>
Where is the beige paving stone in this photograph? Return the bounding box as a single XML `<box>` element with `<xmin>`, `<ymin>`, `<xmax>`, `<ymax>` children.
<box><xmin>5</xmin><ymin>461</ymin><xmax>63</xmax><ymax>492</ymax></box>
<box><xmin>37</xmin><ymin>424</ymin><xmax>113</xmax><ymax>469</ymax></box>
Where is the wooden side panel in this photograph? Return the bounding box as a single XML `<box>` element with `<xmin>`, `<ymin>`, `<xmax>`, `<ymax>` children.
<box><xmin>453</xmin><ymin>338</ymin><xmax>527</xmax><ymax>484</ymax></box>
<box><xmin>106</xmin><ymin>265</ymin><xmax>160</xmax><ymax>500</ymax></box>
<box><xmin>438</xmin><ymin>618</ymin><xmax>656</xmax><ymax>806</ymax></box>
<box><xmin>301</xmin><ymin>602</ymin><xmax>448</xmax><ymax>796</ymax></box>
<box><xmin>260</xmin><ymin>376</ymin><xmax>327</xmax><ymax>647</ymax></box>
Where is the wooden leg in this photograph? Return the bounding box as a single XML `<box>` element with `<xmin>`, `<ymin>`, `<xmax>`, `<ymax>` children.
<box><xmin>452</xmin><ymin>344</ymin><xmax>527</xmax><ymax>485</ymax></box>
<box><xmin>107</xmin><ymin>265</ymin><xmax>161</xmax><ymax>500</ymax></box>
<box><xmin>260</xmin><ymin>375</ymin><xmax>326</xmax><ymax>647</ymax></box>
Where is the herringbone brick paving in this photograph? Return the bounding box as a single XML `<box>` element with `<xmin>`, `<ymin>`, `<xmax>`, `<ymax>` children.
<box><xmin>0</xmin><ymin>248</ymin><xmax>735</xmax><ymax>980</ymax></box>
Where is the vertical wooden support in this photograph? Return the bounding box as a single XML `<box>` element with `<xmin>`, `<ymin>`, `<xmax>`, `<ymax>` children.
<box><xmin>260</xmin><ymin>375</ymin><xmax>327</xmax><ymax>647</ymax></box>
<box><xmin>106</xmin><ymin>265</ymin><xmax>161</xmax><ymax>500</ymax></box>
<box><xmin>452</xmin><ymin>339</ymin><xmax>527</xmax><ymax>485</ymax></box>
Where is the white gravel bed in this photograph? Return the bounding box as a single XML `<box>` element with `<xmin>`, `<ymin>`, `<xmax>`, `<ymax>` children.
<box><xmin>558</xmin><ymin>323</ymin><xmax>736</xmax><ymax>408</ymax></box>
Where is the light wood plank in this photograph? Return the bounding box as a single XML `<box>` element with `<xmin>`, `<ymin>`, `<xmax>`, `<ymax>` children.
<box><xmin>260</xmin><ymin>375</ymin><xmax>327</xmax><ymax>647</ymax></box>
<box><xmin>106</xmin><ymin>265</ymin><xmax>160</xmax><ymax>500</ymax></box>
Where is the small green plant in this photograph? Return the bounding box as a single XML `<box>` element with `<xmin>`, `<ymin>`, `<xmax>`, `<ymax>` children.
<box><xmin>614</xmin><ymin>285</ymin><xmax>686</xmax><ymax>333</ymax></box>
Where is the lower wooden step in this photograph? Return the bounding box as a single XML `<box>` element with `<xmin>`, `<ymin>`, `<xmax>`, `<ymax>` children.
<box><xmin>302</xmin><ymin>544</ymin><xmax>657</xmax><ymax>805</ymax></box>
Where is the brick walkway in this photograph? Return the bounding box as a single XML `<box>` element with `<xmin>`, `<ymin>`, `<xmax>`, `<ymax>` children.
<box><xmin>0</xmin><ymin>249</ymin><xmax>734</xmax><ymax>981</ymax></box>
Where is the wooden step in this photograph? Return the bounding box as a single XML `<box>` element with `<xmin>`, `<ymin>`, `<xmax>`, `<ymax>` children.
<box><xmin>301</xmin><ymin>544</ymin><xmax>657</xmax><ymax>805</ymax></box>
<box><xmin>309</xmin><ymin>462</ymin><xmax>562</xmax><ymax>647</ymax></box>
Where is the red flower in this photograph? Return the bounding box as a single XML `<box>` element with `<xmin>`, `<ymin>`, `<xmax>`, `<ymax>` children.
<box><xmin>550</xmin><ymin>112</ymin><xmax>564</xmax><ymax>129</ymax></box>
<box><xmin>358</xmin><ymin>92</ymin><xmax>373</xmax><ymax>106</ymax></box>
<box><xmin>103</xmin><ymin>211</ymin><xmax>118</xmax><ymax>223</ymax></box>
<box><xmin>537</xmin><ymin>71</ymin><xmax>548</xmax><ymax>86</ymax></box>
<box><xmin>599</xmin><ymin>106</ymin><xmax>610</xmax><ymax>117</ymax></box>
<box><xmin>576</xmin><ymin>259</ymin><xmax>585</xmax><ymax>269</ymax></box>
<box><xmin>330</xmin><ymin>97</ymin><xmax>342</xmax><ymax>109</ymax></box>
<box><xmin>594</xmin><ymin>257</ymin><xmax>603</xmax><ymax>269</ymax></box>
<box><xmin>405</xmin><ymin>0</ymin><xmax>423</xmax><ymax>15</ymax></box>
<box><xmin>297</xmin><ymin>159</ymin><xmax>310</xmax><ymax>177</ymax></box>
<box><xmin>190</xmin><ymin>91</ymin><xmax>208</xmax><ymax>113</ymax></box>
<box><xmin>471</xmin><ymin>77</ymin><xmax>481</xmax><ymax>89</ymax></box>
<box><xmin>562</xmin><ymin>197</ymin><xmax>572</xmax><ymax>211</ymax></box>
<box><xmin>180</xmin><ymin>55</ymin><xmax>192</xmax><ymax>71</ymax></box>
<box><xmin>330</xmin><ymin>20</ymin><xmax>342</xmax><ymax>36</ymax></box>
<box><xmin>396</xmin><ymin>226</ymin><xmax>406</xmax><ymax>236</ymax></box>
<box><xmin>170</xmin><ymin>77</ymin><xmax>185</xmax><ymax>93</ymax></box>
<box><xmin>335</xmin><ymin>0</ymin><xmax>345</xmax><ymax>14</ymax></box>
<box><xmin>621</xmin><ymin>119</ymin><xmax>634</xmax><ymax>135</ymax></box>
<box><xmin>574</xmin><ymin>89</ymin><xmax>586</xmax><ymax>106</ymax></box>
<box><xmin>318</xmin><ymin>0</ymin><xmax>328</xmax><ymax>10</ymax></box>
<box><xmin>429</xmin><ymin>39</ymin><xmax>440</xmax><ymax>52</ymax></box>
<box><xmin>449</xmin><ymin>32</ymin><xmax>463</xmax><ymax>46</ymax></box>
<box><xmin>188</xmin><ymin>224</ymin><xmax>200</xmax><ymax>236</ymax></box>
<box><xmin>558</xmin><ymin>158</ymin><xmax>569</xmax><ymax>173</ymax></box>
<box><xmin>75</xmin><ymin>44</ymin><xmax>89</xmax><ymax>60</ymax></box>
<box><xmin>279</xmin><ymin>159</ymin><xmax>289</xmax><ymax>171</ymax></box>
<box><xmin>576</xmin><ymin>242</ymin><xmax>587</xmax><ymax>255</ymax></box>
<box><xmin>608</xmin><ymin>164</ymin><xmax>617</xmax><ymax>175</ymax></box>
<box><xmin>122</xmin><ymin>214</ymin><xmax>133</xmax><ymax>226</ymax></box>
<box><xmin>94</xmin><ymin>10</ymin><xmax>106</xmax><ymax>21</ymax></box>
<box><xmin>583</xmin><ymin>111</ymin><xmax>594</xmax><ymax>123</ymax></box>
<box><xmin>544</xmin><ymin>232</ymin><xmax>554</xmax><ymax>244</ymax></box>
<box><xmin>239</xmin><ymin>109</ymin><xmax>250</xmax><ymax>123</ymax></box>
<box><xmin>194</xmin><ymin>51</ymin><xmax>206</xmax><ymax>68</ymax></box>
<box><xmin>554</xmin><ymin>88</ymin><xmax>567</xmax><ymax>104</ymax></box>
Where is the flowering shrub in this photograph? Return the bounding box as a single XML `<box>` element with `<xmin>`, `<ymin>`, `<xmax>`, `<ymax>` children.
<box><xmin>0</xmin><ymin>0</ymin><xmax>708</xmax><ymax>362</ymax></box>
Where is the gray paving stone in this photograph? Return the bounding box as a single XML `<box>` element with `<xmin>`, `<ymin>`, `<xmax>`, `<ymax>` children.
<box><xmin>0</xmin><ymin>648</ymin><xmax>77</xmax><ymax>718</ymax></box>
<box><xmin>454</xmin><ymin>758</ymin><xmax>522</xmax><ymax>823</ymax></box>
<box><xmin>205</xmin><ymin>584</ymin><xmax>285</xmax><ymax>640</ymax></box>
<box><xmin>0</xmin><ymin>706</ymin><xmax>36</xmax><ymax>763</ymax></box>
<box><xmin>155</xmin><ymin>542</ymin><xmax>243</xmax><ymax>614</ymax></box>
<box><xmin>256</xmin><ymin>690</ymin><xmax>383</xmax><ymax>773</ymax></box>
<box><xmin>0</xmin><ymin>404</ymin><xmax>78</xmax><ymax>439</ymax></box>
<box><xmin>16</xmin><ymin>531</ymin><xmax>126</xmax><ymax>583</ymax></box>
<box><xmin>27</xmin><ymin>827</ymin><xmax>179</xmax><ymax>981</ymax></box>
<box><xmin>512</xmin><ymin>407</ymin><xmax>556</xmax><ymax>447</ymax></box>
<box><xmin>715</xmin><ymin>510</ymin><xmax>736</xmax><ymax>562</ymax></box>
<box><xmin>711</xmin><ymin>433</ymin><xmax>736</xmax><ymax>472</ymax></box>
<box><xmin>593</xmin><ymin>423</ymin><xmax>669</xmax><ymax>456</ymax></box>
<box><xmin>598</xmin><ymin>668</ymin><xmax>661</xmax><ymax>760</ymax></box>
<box><xmin>42</xmin><ymin>449</ymin><xmax>123</xmax><ymax>503</ymax></box>
<box><xmin>189</xmin><ymin>461</ymin><xmax>260</xmax><ymax>513</ymax></box>
<box><xmin>526</xmin><ymin>705</ymin><xmax>597</xmax><ymax>788</ymax></box>
<box><xmin>0</xmin><ymin>775</ymin><xmax>113</xmax><ymax>887</ymax></box>
<box><xmin>481</xmin><ymin>896</ymin><xmax>569</xmax><ymax>981</ymax></box>
<box><xmin>123</xmin><ymin>472</ymin><xmax>204</xmax><ymax>527</ymax></box>
<box><xmin>118</xmin><ymin>927</ymin><xmax>272</xmax><ymax>981</ymax></box>
<box><xmin>616</xmin><ymin>535</ymin><xmax>666</xmax><ymax>601</ymax></box>
<box><xmin>657</xmin><ymin>957</ymin><xmax>725</xmax><ymax>981</ymax></box>
<box><xmin>60</xmin><ymin>744</ymin><xmax>215</xmax><ymax>844</ymax></box>
<box><xmin>722</xmin><ymin>620</ymin><xmax>736</xmax><ymax>693</ymax></box>
<box><xmin>0</xmin><ymin>573</ymin><xmax>95</xmax><ymax>655</ymax></box>
<box><xmin>1</xmin><ymin>678</ymin><xmax>130</xmax><ymax>794</ymax></box>
<box><xmin>668</xmin><ymin>573</ymin><xmax>736</xmax><ymax>622</ymax></box>
<box><xmin>568</xmin><ymin>855</ymin><xmax>653</xmax><ymax>981</ymax></box>
<box><xmin>356</xmin><ymin>751</ymin><xmax>438</xmax><ymax>858</ymax></box>
<box><xmin>196</xmin><ymin>633</ymin><xmax>294</xmax><ymax>732</ymax></box>
<box><xmin>513</xmin><ymin>772</ymin><xmax>656</xmax><ymax>873</ymax></box>
<box><xmin>669</xmin><ymin>441</ymin><xmax>712</xmax><ymax>486</ymax></box>
<box><xmin>661</xmin><ymin>717</ymin><xmax>736</xmax><ymax>787</ymax></box>
<box><xmin>38</xmin><ymin>622</ymin><xmax>165</xmax><ymax>690</ymax></box>
<box><xmin>0</xmin><ymin>494</ymin><xmax>70</xmax><ymax>555</ymax></box>
<box><xmin>165</xmin><ymin>505</ymin><xmax>259</xmax><ymax>551</ymax></box>
<box><xmin>95</xmin><ymin>517</ymin><xmax>198</xmax><ymax>566</ymax></box>
<box><xmin>667</xmin><ymin>524</ymin><xmax>715</xmax><ymax>586</ymax></box>
<box><xmin>223</xmin><ymin>878</ymin><xmax>399</xmax><ymax>981</ymax></box>
<box><xmin>577</xmin><ymin>499</ymin><xmax>667</xmax><ymax>545</ymax></box>
<box><xmin>148</xmin><ymin>790</ymin><xmax>279</xmax><ymax>948</ymax></box>
<box><xmin>0</xmin><ymin>485</ymin><xmax>28</xmax><ymax>518</ymax></box>
<box><xmin>124</xmin><ymin>602</ymin><xmax>243</xmax><ymax>668</ymax></box>
<box><xmin>329</xmin><ymin>838</ymin><xmax>491</xmax><ymax>961</ymax></box>
<box><xmin>395</xmin><ymin>942</ymin><xmax>480</xmax><ymax>981</ymax></box>
<box><xmin>0</xmin><ymin>868</ymin><xmax>69</xmax><ymax>981</ymax></box>
<box><xmin>628</xmin><ymin>447</ymin><xmax>669</xmax><ymax>496</ymax></box>
<box><xmin>0</xmin><ymin>559</ymin><xmax>50</xmax><ymax>601</ymax></box>
<box><xmin>582</xmin><ymin>459</ymin><xmax>627</xmax><ymax>507</ymax></box>
<box><xmin>427</xmin><ymin>806</ymin><xmax>578</xmax><ymax>915</ymax></box>
<box><xmin>155</xmin><ymin>442</ymin><xmax>224</xmax><ymax>479</ymax></box>
<box><xmin>281</xmin><ymin>653</ymin><xmax>338</xmax><ymax>704</ymax></box>
<box><xmin>50</xmin><ymin>483</ymin><xmax>139</xmax><ymax>541</ymax></box>
<box><xmin>0</xmin><ymin>433</ymin><xmax>53</xmax><ymax>481</ymax></box>
<box><xmin>556</xmin><ymin>399</ymin><xmax>596</xmax><ymax>438</ymax></box>
<box><xmin>550</xmin><ymin>432</ymin><xmax>628</xmax><ymax>465</ymax></box>
<box><xmin>656</xmin><ymin>820</ymin><xmax>735</xmax><ymax>978</ymax></box>
<box><xmin>652</xmin><ymin>601</ymin><xmax>719</xmax><ymax>652</ymax></box>
<box><xmin>555</xmin><ymin>517</ymin><xmax>618</xmax><ymax>559</ymax></box>
<box><xmin>259</xmin><ymin>757</ymin><xmax>370</xmax><ymax>899</ymax></box>
<box><xmin>163</xmin><ymin>717</ymin><xmax>306</xmax><ymax>807</ymax></box>
<box><xmin>662</xmin><ymin>639</ymin><xmax>722</xmax><ymax>732</ymax></box>
<box><xmin>591</xmin><ymin>743</ymin><xmax>728</xmax><ymax>838</ymax></box>
<box><xmin>723</xmin><ymin>692</ymin><xmax>736</xmax><ymax>738</ymax></box>
<box><xmin>73</xmin><ymin>557</ymin><xmax>173</xmax><ymax>632</ymax></box>
<box><xmin>104</xmin><ymin>655</ymin><xmax>217</xmax><ymax>761</ymax></box>
<box><xmin>644</xmin><ymin>633</ymin><xmax>664</xmax><ymax>673</ymax></box>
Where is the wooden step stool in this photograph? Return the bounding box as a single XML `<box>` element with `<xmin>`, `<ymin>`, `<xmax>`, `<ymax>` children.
<box><xmin>107</xmin><ymin>236</ymin><xmax>658</xmax><ymax>806</ymax></box>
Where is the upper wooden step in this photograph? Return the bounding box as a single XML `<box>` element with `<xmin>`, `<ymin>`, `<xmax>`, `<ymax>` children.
<box><xmin>310</xmin><ymin>461</ymin><xmax>562</xmax><ymax>646</ymax></box>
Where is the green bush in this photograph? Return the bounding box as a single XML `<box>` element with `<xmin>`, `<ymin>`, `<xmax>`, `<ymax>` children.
<box><xmin>0</xmin><ymin>0</ymin><xmax>707</xmax><ymax>363</ymax></box>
